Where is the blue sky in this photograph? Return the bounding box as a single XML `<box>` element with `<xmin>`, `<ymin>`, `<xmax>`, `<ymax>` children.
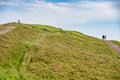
<box><xmin>0</xmin><ymin>0</ymin><xmax>120</xmax><ymax>41</ymax></box>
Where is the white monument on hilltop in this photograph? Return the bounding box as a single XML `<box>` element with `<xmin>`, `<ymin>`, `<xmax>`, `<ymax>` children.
<box><xmin>18</xmin><ymin>19</ymin><xmax>20</xmax><ymax>24</ymax></box>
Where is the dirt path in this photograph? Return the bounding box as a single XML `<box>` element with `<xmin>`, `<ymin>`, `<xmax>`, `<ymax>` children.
<box><xmin>0</xmin><ymin>26</ymin><xmax>15</xmax><ymax>34</ymax></box>
<box><xmin>106</xmin><ymin>41</ymin><xmax>120</xmax><ymax>55</ymax></box>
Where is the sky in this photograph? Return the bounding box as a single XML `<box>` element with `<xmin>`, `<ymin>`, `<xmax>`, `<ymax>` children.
<box><xmin>0</xmin><ymin>0</ymin><xmax>120</xmax><ymax>41</ymax></box>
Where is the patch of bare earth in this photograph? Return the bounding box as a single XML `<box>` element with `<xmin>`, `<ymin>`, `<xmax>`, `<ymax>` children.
<box><xmin>0</xmin><ymin>26</ymin><xmax>15</xmax><ymax>34</ymax></box>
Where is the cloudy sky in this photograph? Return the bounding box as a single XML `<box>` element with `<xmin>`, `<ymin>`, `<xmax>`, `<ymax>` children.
<box><xmin>0</xmin><ymin>0</ymin><xmax>120</xmax><ymax>41</ymax></box>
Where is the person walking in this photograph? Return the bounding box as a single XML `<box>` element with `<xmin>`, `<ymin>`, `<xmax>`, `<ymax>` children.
<box><xmin>104</xmin><ymin>35</ymin><xmax>106</xmax><ymax>40</ymax></box>
<box><xmin>102</xmin><ymin>35</ymin><xmax>106</xmax><ymax>40</ymax></box>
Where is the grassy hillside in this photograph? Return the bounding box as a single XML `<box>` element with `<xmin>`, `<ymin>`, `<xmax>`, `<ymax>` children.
<box><xmin>0</xmin><ymin>23</ymin><xmax>120</xmax><ymax>80</ymax></box>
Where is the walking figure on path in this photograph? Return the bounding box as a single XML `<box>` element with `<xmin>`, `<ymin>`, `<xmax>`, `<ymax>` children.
<box><xmin>102</xmin><ymin>35</ymin><xmax>106</xmax><ymax>40</ymax></box>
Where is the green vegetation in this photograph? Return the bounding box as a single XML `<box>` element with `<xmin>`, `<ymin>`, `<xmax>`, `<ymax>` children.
<box><xmin>0</xmin><ymin>23</ymin><xmax>120</xmax><ymax>80</ymax></box>
<box><xmin>112</xmin><ymin>40</ymin><xmax>120</xmax><ymax>48</ymax></box>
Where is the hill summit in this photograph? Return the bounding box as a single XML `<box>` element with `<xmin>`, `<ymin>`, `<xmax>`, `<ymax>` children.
<box><xmin>0</xmin><ymin>23</ymin><xmax>120</xmax><ymax>80</ymax></box>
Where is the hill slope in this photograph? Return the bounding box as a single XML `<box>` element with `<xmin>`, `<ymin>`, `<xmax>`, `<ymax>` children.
<box><xmin>0</xmin><ymin>23</ymin><xmax>120</xmax><ymax>80</ymax></box>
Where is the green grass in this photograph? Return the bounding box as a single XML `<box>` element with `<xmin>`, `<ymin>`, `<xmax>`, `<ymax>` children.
<box><xmin>112</xmin><ymin>40</ymin><xmax>120</xmax><ymax>48</ymax></box>
<box><xmin>0</xmin><ymin>23</ymin><xmax>120</xmax><ymax>80</ymax></box>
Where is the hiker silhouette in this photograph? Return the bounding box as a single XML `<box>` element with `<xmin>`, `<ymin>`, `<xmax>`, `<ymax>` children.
<box><xmin>102</xmin><ymin>35</ymin><xmax>106</xmax><ymax>40</ymax></box>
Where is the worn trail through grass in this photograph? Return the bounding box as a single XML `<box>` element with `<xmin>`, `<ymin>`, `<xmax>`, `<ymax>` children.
<box><xmin>106</xmin><ymin>41</ymin><xmax>120</xmax><ymax>55</ymax></box>
<box><xmin>0</xmin><ymin>26</ymin><xmax>15</xmax><ymax>34</ymax></box>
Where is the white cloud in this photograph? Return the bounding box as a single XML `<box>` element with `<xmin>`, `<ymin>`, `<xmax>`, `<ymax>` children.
<box><xmin>0</xmin><ymin>1</ymin><xmax>14</xmax><ymax>6</ymax></box>
<box><xmin>0</xmin><ymin>0</ymin><xmax>21</xmax><ymax>7</ymax></box>
<box><xmin>0</xmin><ymin>0</ymin><xmax>119</xmax><ymax>26</ymax></box>
<box><xmin>0</xmin><ymin>0</ymin><xmax>120</xmax><ymax>41</ymax></box>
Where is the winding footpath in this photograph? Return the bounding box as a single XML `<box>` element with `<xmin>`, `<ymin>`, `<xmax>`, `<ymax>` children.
<box><xmin>0</xmin><ymin>26</ymin><xmax>15</xmax><ymax>34</ymax></box>
<box><xmin>0</xmin><ymin>26</ymin><xmax>25</xmax><ymax>79</ymax></box>
<box><xmin>106</xmin><ymin>41</ymin><xmax>120</xmax><ymax>55</ymax></box>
